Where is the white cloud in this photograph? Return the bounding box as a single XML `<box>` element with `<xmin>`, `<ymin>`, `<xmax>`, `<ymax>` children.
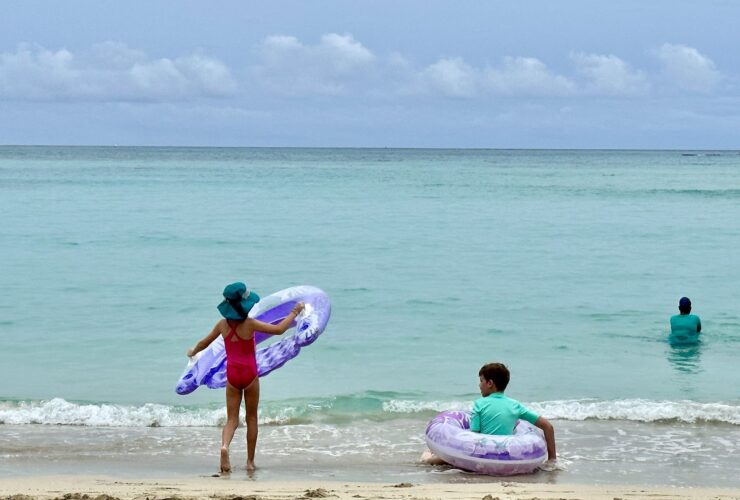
<box><xmin>653</xmin><ymin>43</ymin><xmax>721</xmax><ymax>92</ymax></box>
<box><xmin>253</xmin><ymin>33</ymin><xmax>376</xmax><ymax>96</ymax></box>
<box><xmin>129</xmin><ymin>59</ymin><xmax>189</xmax><ymax>97</ymax></box>
<box><xmin>0</xmin><ymin>45</ymin><xmax>79</xmax><ymax>99</ymax></box>
<box><xmin>416</xmin><ymin>57</ymin><xmax>477</xmax><ymax>98</ymax></box>
<box><xmin>572</xmin><ymin>53</ymin><xmax>649</xmax><ymax>96</ymax></box>
<box><xmin>408</xmin><ymin>56</ymin><xmax>574</xmax><ymax>98</ymax></box>
<box><xmin>5</xmin><ymin>36</ymin><xmax>726</xmax><ymax>109</ymax></box>
<box><xmin>172</xmin><ymin>54</ymin><xmax>237</xmax><ymax>96</ymax></box>
<box><xmin>0</xmin><ymin>43</ymin><xmax>236</xmax><ymax>101</ymax></box>
<box><xmin>319</xmin><ymin>33</ymin><xmax>376</xmax><ymax>74</ymax></box>
<box><xmin>484</xmin><ymin>57</ymin><xmax>575</xmax><ymax>97</ymax></box>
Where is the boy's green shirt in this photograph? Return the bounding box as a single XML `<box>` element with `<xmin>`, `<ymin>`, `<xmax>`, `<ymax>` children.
<box><xmin>470</xmin><ymin>392</ymin><xmax>539</xmax><ymax>435</ymax></box>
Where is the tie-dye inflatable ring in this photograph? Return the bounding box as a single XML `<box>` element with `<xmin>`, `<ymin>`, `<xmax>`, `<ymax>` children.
<box><xmin>425</xmin><ymin>410</ymin><xmax>547</xmax><ymax>475</ymax></box>
<box><xmin>176</xmin><ymin>286</ymin><xmax>331</xmax><ymax>395</ymax></box>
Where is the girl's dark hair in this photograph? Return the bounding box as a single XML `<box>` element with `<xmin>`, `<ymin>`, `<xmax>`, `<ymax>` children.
<box><xmin>479</xmin><ymin>363</ymin><xmax>510</xmax><ymax>391</ymax></box>
<box><xmin>228</xmin><ymin>298</ymin><xmax>248</xmax><ymax>320</ymax></box>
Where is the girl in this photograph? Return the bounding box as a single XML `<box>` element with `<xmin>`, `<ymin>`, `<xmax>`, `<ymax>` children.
<box><xmin>187</xmin><ymin>282</ymin><xmax>304</xmax><ymax>473</ymax></box>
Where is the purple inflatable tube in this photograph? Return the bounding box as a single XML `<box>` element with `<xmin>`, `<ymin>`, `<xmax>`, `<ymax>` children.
<box><xmin>425</xmin><ymin>410</ymin><xmax>547</xmax><ymax>475</ymax></box>
<box><xmin>176</xmin><ymin>286</ymin><xmax>331</xmax><ymax>395</ymax></box>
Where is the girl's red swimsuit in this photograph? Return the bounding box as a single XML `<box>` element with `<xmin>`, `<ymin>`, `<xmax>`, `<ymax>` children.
<box><xmin>224</xmin><ymin>320</ymin><xmax>258</xmax><ymax>389</ymax></box>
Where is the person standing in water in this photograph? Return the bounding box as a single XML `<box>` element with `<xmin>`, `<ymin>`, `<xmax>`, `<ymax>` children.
<box><xmin>187</xmin><ymin>282</ymin><xmax>304</xmax><ymax>473</ymax></box>
<box><xmin>669</xmin><ymin>296</ymin><xmax>701</xmax><ymax>344</ymax></box>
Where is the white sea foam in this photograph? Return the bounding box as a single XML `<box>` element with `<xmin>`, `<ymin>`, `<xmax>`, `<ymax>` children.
<box><xmin>384</xmin><ymin>398</ymin><xmax>740</xmax><ymax>424</ymax></box>
<box><xmin>0</xmin><ymin>398</ymin><xmax>225</xmax><ymax>427</ymax></box>
<box><xmin>0</xmin><ymin>398</ymin><xmax>329</xmax><ymax>427</ymax></box>
<box><xmin>529</xmin><ymin>399</ymin><xmax>740</xmax><ymax>424</ymax></box>
<box><xmin>382</xmin><ymin>399</ymin><xmax>470</xmax><ymax>413</ymax></box>
<box><xmin>1</xmin><ymin>397</ymin><xmax>739</xmax><ymax>427</ymax></box>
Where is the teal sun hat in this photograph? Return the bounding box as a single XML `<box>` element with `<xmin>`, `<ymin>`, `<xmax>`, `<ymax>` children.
<box><xmin>217</xmin><ymin>282</ymin><xmax>260</xmax><ymax>320</ymax></box>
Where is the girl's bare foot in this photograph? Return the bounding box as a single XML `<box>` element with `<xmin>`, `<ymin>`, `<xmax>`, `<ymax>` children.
<box><xmin>246</xmin><ymin>460</ymin><xmax>256</xmax><ymax>472</ymax></box>
<box><xmin>220</xmin><ymin>446</ymin><xmax>231</xmax><ymax>473</ymax></box>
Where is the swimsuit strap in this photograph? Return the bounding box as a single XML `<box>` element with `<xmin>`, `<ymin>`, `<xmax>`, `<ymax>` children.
<box><xmin>225</xmin><ymin>320</ymin><xmax>241</xmax><ymax>341</ymax></box>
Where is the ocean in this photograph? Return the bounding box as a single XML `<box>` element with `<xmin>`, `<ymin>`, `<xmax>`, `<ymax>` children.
<box><xmin>1</xmin><ymin>146</ymin><xmax>739</xmax><ymax>486</ymax></box>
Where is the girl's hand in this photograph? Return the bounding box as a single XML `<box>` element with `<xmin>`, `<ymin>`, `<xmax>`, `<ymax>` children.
<box><xmin>292</xmin><ymin>302</ymin><xmax>305</xmax><ymax>315</ymax></box>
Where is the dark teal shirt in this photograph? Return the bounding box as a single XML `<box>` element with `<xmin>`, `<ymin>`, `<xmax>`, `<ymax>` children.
<box><xmin>670</xmin><ymin>314</ymin><xmax>701</xmax><ymax>343</ymax></box>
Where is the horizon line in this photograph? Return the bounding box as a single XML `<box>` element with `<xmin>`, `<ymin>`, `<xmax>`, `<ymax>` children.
<box><xmin>1</xmin><ymin>144</ymin><xmax>739</xmax><ymax>152</ymax></box>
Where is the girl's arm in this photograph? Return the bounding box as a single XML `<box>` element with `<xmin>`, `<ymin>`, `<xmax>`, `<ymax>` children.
<box><xmin>249</xmin><ymin>302</ymin><xmax>305</xmax><ymax>336</ymax></box>
<box><xmin>187</xmin><ymin>321</ymin><xmax>223</xmax><ymax>357</ymax></box>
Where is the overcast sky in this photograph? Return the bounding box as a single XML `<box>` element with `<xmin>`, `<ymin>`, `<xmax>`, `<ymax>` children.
<box><xmin>1</xmin><ymin>0</ymin><xmax>739</xmax><ymax>148</ymax></box>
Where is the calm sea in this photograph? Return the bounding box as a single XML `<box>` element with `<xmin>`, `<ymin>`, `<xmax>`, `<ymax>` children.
<box><xmin>1</xmin><ymin>146</ymin><xmax>739</xmax><ymax>485</ymax></box>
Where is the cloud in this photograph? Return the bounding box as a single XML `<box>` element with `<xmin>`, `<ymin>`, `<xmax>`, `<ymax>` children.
<box><xmin>484</xmin><ymin>57</ymin><xmax>575</xmax><ymax>96</ymax></box>
<box><xmin>0</xmin><ymin>45</ymin><xmax>79</xmax><ymax>100</ymax></box>
<box><xmin>572</xmin><ymin>53</ymin><xmax>649</xmax><ymax>96</ymax></box>
<box><xmin>653</xmin><ymin>43</ymin><xmax>721</xmax><ymax>92</ymax></box>
<box><xmin>3</xmin><ymin>36</ymin><xmax>727</xmax><ymax>109</ymax></box>
<box><xmin>416</xmin><ymin>57</ymin><xmax>477</xmax><ymax>98</ymax></box>
<box><xmin>0</xmin><ymin>42</ymin><xmax>237</xmax><ymax>101</ymax></box>
<box><xmin>409</xmin><ymin>56</ymin><xmax>574</xmax><ymax>98</ymax></box>
<box><xmin>131</xmin><ymin>54</ymin><xmax>237</xmax><ymax>97</ymax></box>
<box><xmin>253</xmin><ymin>33</ymin><xmax>376</xmax><ymax>96</ymax></box>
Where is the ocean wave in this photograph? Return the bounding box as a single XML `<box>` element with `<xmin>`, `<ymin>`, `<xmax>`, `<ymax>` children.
<box><xmin>383</xmin><ymin>398</ymin><xmax>740</xmax><ymax>425</ymax></box>
<box><xmin>528</xmin><ymin>399</ymin><xmax>740</xmax><ymax>425</ymax></box>
<box><xmin>0</xmin><ymin>399</ymin><xmax>225</xmax><ymax>427</ymax></box>
<box><xmin>1</xmin><ymin>396</ymin><xmax>738</xmax><ymax>427</ymax></box>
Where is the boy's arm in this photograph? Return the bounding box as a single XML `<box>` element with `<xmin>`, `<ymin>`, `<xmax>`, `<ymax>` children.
<box><xmin>697</xmin><ymin>317</ymin><xmax>701</xmax><ymax>332</ymax></box>
<box><xmin>469</xmin><ymin>401</ymin><xmax>481</xmax><ymax>433</ymax></box>
<box><xmin>534</xmin><ymin>416</ymin><xmax>556</xmax><ymax>460</ymax></box>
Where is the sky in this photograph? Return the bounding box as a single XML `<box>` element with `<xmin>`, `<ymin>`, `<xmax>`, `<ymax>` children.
<box><xmin>1</xmin><ymin>0</ymin><xmax>739</xmax><ymax>148</ymax></box>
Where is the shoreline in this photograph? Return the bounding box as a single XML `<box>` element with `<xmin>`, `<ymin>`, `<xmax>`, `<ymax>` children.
<box><xmin>2</xmin><ymin>476</ymin><xmax>740</xmax><ymax>500</ymax></box>
<box><xmin>5</xmin><ymin>419</ymin><xmax>740</xmax><ymax>488</ymax></box>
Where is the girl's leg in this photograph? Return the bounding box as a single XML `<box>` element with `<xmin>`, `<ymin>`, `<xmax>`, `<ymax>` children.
<box><xmin>221</xmin><ymin>382</ymin><xmax>243</xmax><ymax>473</ymax></box>
<box><xmin>244</xmin><ymin>377</ymin><xmax>260</xmax><ymax>471</ymax></box>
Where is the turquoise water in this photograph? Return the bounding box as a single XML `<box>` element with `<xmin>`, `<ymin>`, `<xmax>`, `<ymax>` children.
<box><xmin>1</xmin><ymin>147</ymin><xmax>740</xmax><ymax>485</ymax></box>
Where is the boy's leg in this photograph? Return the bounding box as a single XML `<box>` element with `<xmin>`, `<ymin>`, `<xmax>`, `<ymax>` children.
<box><xmin>221</xmin><ymin>383</ymin><xmax>243</xmax><ymax>473</ymax></box>
<box><xmin>244</xmin><ymin>378</ymin><xmax>260</xmax><ymax>471</ymax></box>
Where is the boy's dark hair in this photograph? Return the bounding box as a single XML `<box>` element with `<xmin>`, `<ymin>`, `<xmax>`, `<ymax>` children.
<box><xmin>479</xmin><ymin>362</ymin><xmax>510</xmax><ymax>391</ymax></box>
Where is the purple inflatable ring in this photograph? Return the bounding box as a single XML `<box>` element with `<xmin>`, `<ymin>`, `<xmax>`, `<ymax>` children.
<box><xmin>176</xmin><ymin>286</ymin><xmax>331</xmax><ymax>395</ymax></box>
<box><xmin>425</xmin><ymin>410</ymin><xmax>547</xmax><ymax>475</ymax></box>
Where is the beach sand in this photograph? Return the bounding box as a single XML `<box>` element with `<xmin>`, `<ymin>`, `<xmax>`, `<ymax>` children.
<box><xmin>1</xmin><ymin>476</ymin><xmax>739</xmax><ymax>500</ymax></box>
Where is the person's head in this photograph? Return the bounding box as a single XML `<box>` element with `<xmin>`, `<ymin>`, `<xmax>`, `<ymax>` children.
<box><xmin>478</xmin><ymin>362</ymin><xmax>510</xmax><ymax>396</ymax></box>
<box><xmin>679</xmin><ymin>296</ymin><xmax>692</xmax><ymax>315</ymax></box>
<box><xmin>217</xmin><ymin>282</ymin><xmax>260</xmax><ymax>320</ymax></box>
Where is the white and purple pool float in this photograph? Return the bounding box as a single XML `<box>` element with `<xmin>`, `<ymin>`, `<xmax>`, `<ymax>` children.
<box><xmin>425</xmin><ymin>410</ymin><xmax>547</xmax><ymax>475</ymax></box>
<box><xmin>176</xmin><ymin>286</ymin><xmax>331</xmax><ymax>395</ymax></box>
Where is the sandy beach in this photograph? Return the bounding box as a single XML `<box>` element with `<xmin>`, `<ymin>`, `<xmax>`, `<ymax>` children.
<box><xmin>1</xmin><ymin>476</ymin><xmax>739</xmax><ymax>500</ymax></box>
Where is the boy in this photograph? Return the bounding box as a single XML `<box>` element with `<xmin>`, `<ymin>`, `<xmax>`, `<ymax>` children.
<box><xmin>421</xmin><ymin>362</ymin><xmax>557</xmax><ymax>467</ymax></box>
<box><xmin>472</xmin><ymin>362</ymin><xmax>556</xmax><ymax>462</ymax></box>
